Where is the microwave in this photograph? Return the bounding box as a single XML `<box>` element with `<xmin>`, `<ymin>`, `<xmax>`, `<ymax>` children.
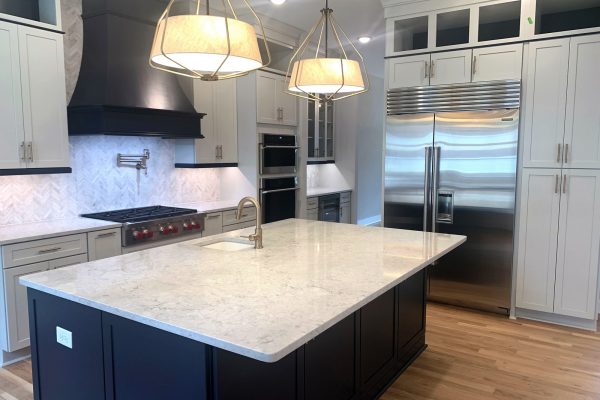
<box><xmin>259</xmin><ymin>133</ymin><xmax>299</xmax><ymax>176</ymax></box>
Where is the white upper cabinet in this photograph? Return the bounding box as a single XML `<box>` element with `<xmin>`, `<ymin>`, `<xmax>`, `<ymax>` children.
<box><xmin>0</xmin><ymin>22</ymin><xmax>25</xmax><ymax>170</ymax></box>
<box><xmin>522</xmin><ymin>39</ymin><xmax>570</xmax><ymax>168</ymax></box>
<box><xmin>256</xmin><ymin>71</ymin><xmax>297</xmax><ymax>126</ymax></box>
<box><xmin>175</xmin><ymin>78</ymin><xmax>238</xmax><ymax>166</ymax></box>
<box><xmin>472</xmin><ymin>44</ymin><xmax>523</xmax><ymax>82</ymax></box>
<box><xmin>554</xmin><ymin>170</ymin><xmax>600</xmax><ymax>319</ymax></box>
<box><xmin>563</xmin><ymin>34</ymin><xmax>600</xmax><ymax>169</ymax></box>
<box><xmin>430</xmin><ymin>49</ymin><xmax>472</xmax><ymax>86</ymax></box>
<box><xmin>18</xmin><ymin>26</ymin><xmax>69</xmax><ymax>169</ymax></box>
<box><xmin>516</xmin><ymin>169</ymin><xmax>561</xmax><ymax>313</ymax></box>
<box><xmin>387</xmin><ymin>54</ymin><xmax>430</xmax><ymax>89</ymax></box>
<box><xmin>0</xmin><ymin>22</ymin><xmax>69</xmax><ymax>172</ymax></box>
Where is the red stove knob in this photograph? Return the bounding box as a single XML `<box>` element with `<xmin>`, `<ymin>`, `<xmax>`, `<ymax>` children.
<box><xmin>170</xmin><ymin>225</ymin><xmax>178</xmax><ymax>233</ymax></box>
<box><xmin>160</xmin><ymin>226</ymin><xmax>170</xmax><ymax>235</ymax></box>
<box><xmin>191</xmin><ymin>221</ymin><xmax>200</xmax><ymax>230</ymax></box>
<box><xmin>143</xmin><ymin>229</ymin><xmax>153</xmax><ymax>238</ymax></box>
<box><xmin>183</xmin><ymin>222</ymin><xmax>191</xmax><ymax>231</ymax></box>
<box><xmin>133</xmin><ymin>230</ymin><xmax>144</xmax><ymax>240</ymax></box>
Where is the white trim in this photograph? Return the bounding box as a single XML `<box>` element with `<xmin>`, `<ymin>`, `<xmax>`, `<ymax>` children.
<box><xmin>515</xmin><ymin>308</ymin><xmax>598</xmax><ymax>332</ymax></box>
<box><xmin>0</xmin><ymin>13</ymin><xmax>61</xmax><ymax>32</ymax></box>
<box><xmin>0</xmin><ymin>348</ymin><xmax>30</xmax><ymax>368</ymax></box>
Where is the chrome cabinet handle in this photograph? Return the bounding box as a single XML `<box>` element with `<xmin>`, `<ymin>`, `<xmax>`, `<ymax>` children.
<box><xmin>563</xmin><ymin>175</ymin><xmax>567</xmax><ymax>194</ymax></box>
<box><xmin>19</xmin><ymin>142</ymin><xmax>26</xmax><ymax>162</ymax></box>
<box><xmin>27</xmin><ymin>142</ymin><xmax>33</xmax><ymax>162</ymax></box>
<box><xmin>472</xmin><ymin>56</ymin><xmax>477</xmax><ymax>76</ymax></box>
<box><xmin>424</xmin><ymin>61</ymin><xmax>429</xmax><ymax>79</ymax></box>
<box><xmin>430</xmin><ymin>60</ymin><xmax>435</xmax><ymax>78</ymax></box>
<box><xmin>555</xmin><ymin>175</ymin><xmax>560</xmax><ymax>194</ymax></box>
<box><xmin>207</xmin><ymin>214</ymin><xmax>221</xmax><ymax>220</ymax></box>
<box><xmin>557</xmin><ymin>144</ymin><xmax>562</xmax><ymax>163</ymax></box>
<box><xmin>96</xmin><ymin>232</ymin><xmax>117</xmax><ymax>238</ymax></box>
<box><xmin>216</xmin><ymin>145</ymin><xmax>219</xmax><ymax>159</ymax></box>
<box><xmin>38</xmin><ymin>247</ymin><xmax>62</xmax><ymax>254</ymax></box>
<box><xmin>564</xmin><ymin>144</ymin><xmax>569</xmax><ymax>164</ymax></box>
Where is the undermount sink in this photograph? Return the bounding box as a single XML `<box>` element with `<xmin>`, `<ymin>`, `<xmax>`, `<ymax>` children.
<box><xmin>198</xmin><ymin>238</ymin><xmax>255</xmax><ymax>252</ymax></box>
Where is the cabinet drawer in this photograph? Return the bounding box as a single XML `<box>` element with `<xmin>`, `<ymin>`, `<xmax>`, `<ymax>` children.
<box><xmin>49</xmin><ymin>253</ymin><xmax>89</xmax><ymax>270</ymax></box>
<box><xmin>222</xmin><ymin>207</ymin><xmax>256</xmax><ymax>227</ymax></box>
<box><xmin>340</xmin><ymin>192</ymin><xmax>351</xmax><ymax>204</ymax></box>
<box><xmin>307</xmin><ymin>197</ymin><xmax>318</xmax><ymax>210</ymax></box>
<box><xmin>2</xmin><ymin>234</ymin><xmax>87</xmax><ymax>269</ymax></box>
<box><xmin>222</xmin><ymin>221</ymin><xmax>256</xmax><ymax>233</ymax></box>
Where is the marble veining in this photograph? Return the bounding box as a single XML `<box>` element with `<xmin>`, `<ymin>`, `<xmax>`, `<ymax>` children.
<box><xmin>21</xmin><ymin>220</ymin><xmax>465</xmax><ymax>363</ymax></box>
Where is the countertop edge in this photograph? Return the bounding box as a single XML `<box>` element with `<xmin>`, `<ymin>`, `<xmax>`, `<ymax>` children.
<box><xmin>20</xmin><ymin>235</ymin><xmax>466</xmax><ymax>363</ymax></box>
<box><xmin>0</xmin><ymin>222</ymin><xmax>123</xmax><ymax>246</ymax></box>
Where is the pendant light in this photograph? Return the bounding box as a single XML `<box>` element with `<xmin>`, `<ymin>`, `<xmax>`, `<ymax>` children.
<box><xmin>150</xmin><ymin>0</ymin><xmax>271</xmax><ymax>81</ymax></box>
<box><xmin>286</xmin><ymin>0</ymin><xmax>369</xmax><ymax>102</ymax></box>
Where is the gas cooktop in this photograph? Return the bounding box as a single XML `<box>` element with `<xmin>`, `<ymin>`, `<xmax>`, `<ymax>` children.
<box><xmin>81</xmin><ymin>206</ymin><xmax>198</xmax><ymax>223</ymax></box>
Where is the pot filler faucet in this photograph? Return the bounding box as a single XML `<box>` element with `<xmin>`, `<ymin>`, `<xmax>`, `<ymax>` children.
<box><xmin>237</xmin><ymin>197</ymin><xmax>263</xmax><ymax>249</ymax></box>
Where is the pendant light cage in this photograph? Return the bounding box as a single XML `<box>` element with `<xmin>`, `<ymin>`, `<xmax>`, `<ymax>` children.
<box><xmin>150</xmin><ymin>0</ymin><xmax>271</xmax><ymax>81</ymax></box>
<box><xmin>285</xmin><ymin>2</ymin><xmax>369</xmax><ymax>102</ymax></box>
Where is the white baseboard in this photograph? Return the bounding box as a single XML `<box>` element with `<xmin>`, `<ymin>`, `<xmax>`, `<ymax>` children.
<box><xmin>516</xmin><ymin>308</ymin><xmax>598</xmax><ymax>331</ymax></box>
<box><xmin>1</xmin><ymin>347</ymin><xmax>31</xmax><ymax>367</ymax></box>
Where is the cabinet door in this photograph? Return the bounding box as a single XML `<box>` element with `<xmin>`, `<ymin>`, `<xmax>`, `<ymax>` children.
<box><xmin>515</xmin><ymin>169</ymin><xmax>561</xmax><ymax>313</ymax></box>
<box><xmin>0</xmin><ymin>21</ymin><xmax>25</xmax><ymax>170</ymax></box>
<box><xmin>277</xmin><ymin>77</ymin><xmax>298</xmax><ymax>126</ymax></box>
<box><xmin>472</xmin><ymin>44</ymin><xmax>523</xmax><ymax>82</ymax></box>
<box><xmin>430</xmin><ymin>49</ymin><xmax>472</xmax><ymax>86</ymax></box>
<box><xmin>340</xmin><ymin>203</ymin><xmax>351</xmax><ymax>224</ymax></box>
<box><xmin>193</xmin><ymin>80</ymin><xmax>218</xmax><ymax>163</ymax></box>
<box><xmin>18</xmin><ymin>27</ymin><xmax>69</xmax><ymax>169</ymax></box>
<box><xmin>522</xmin><ymin>39</ymin><xmax>570</xmax><ymax>168</ymax></box>
<box><xmin>87</xmin><ymin>229</ymin><xmax>122</xmax><ymax>262</ymax></box>
<box><xmin>564</xmin><ymin>35</ymin><xmax>600</xmax><ymax>169</ymax></box>
<box><xmin>306</xmin><ymin>208</ymin><xmax>318</xmax><ymax>221</ymax></box>
<box><xmin>3</xmin><ymin>261</ymin><xmax>48</xmax><ymax>351</ymax></box>
<box><xmin>387</xmin><ymin>54</ymin><xmax>430</xmax><ymax>89</ymax></box>
<box><xmin>203</xmin><ymin>212</ymin><xmax>223</xmax><ymax>236</ymax></box>
<box><xmin>215</xmin><ymin>79</ymin><xmax>238</xmax><ymax>163</ymax></box>
<box><xmin>554</xmin><ymin>170</ymin><xmax>600</xmax><ymax>319</ymax></box>
<box><xmin>256</xmin><ymin>71</ymin><xmax>279</xmax><ymax>124</ymax></box>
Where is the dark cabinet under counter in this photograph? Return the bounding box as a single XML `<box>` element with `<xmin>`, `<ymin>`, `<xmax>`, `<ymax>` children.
<box><xmin>27</xmin><ymin>270</ymin><xmax>428</xmax><ymax>400</ymax></box>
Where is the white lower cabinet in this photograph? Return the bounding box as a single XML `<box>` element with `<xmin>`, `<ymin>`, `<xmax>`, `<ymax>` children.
<box><xmin>2</xmin><ymin>252</ymin><xmax>88</xmax><ymax>352</ymax></box>
<box><xmin>516</xmin><ymin>169</ymin><xmax>600</xmax><ymax>319</ymax></box>
<box><xmin>87</xmin><ymin>229</ymin><xmax>122</xmax><ymax>261</ymax></box>
<box><xmin>203</xmin><ymin>212</ymin><xmax>224</xmax><ymax>236</ymax></box>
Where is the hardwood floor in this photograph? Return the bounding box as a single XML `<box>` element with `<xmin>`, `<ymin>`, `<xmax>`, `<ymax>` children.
<box><xmin>1</xmin><ymin>303</ymin><xmax>599</xmax><ymax>400</ymax></box>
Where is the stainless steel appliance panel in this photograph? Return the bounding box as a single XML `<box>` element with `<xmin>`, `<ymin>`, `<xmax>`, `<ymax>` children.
<box><xmin>428</xmin><ymin>110</ymin><xmax>519</xmax><ymax>314</ymax></box>
<box><xmin>384</xmin><ymin>114</ymin><xmax>434</xmax><ymax>231</ymax></box>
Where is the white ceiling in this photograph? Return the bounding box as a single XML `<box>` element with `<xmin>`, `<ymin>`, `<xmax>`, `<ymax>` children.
<box><xmin>252</xmin><ymin>0</ymin><xmax>387</xmax><ymax>78</ymax></box>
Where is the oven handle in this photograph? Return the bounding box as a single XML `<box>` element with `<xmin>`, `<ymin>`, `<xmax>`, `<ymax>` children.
<box><xmin>260</xmin><ymin>145</ymin><xmax>301</xmax><ymax>150</ymax></box>
<box><xmin>261</xmin><ymin>187</ymin><xmax>301</xmax><ymax>195</ymax></box>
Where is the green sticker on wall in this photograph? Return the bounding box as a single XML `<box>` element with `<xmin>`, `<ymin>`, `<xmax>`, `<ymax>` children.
<box><xmin>527</xmin><ymin>17</ymin><xmax>534</xmax><ymax>25</ymax></box>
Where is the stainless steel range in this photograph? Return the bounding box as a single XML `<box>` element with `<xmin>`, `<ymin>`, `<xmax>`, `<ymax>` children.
<box><xmin>81</xmin><ymin>206</ymin><xmax>206</xmax><ymax>248</ymax></box>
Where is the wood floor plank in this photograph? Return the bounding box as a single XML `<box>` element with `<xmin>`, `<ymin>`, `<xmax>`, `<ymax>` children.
<box><xmin>0</xmin><ymin>303</ymin><xmax>598</xmax><ymax>399</ymax></box>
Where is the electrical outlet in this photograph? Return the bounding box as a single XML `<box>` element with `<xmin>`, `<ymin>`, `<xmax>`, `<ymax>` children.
<box><xmin>56</xmin><ymin>326</ymin><xmax>72</xmax><ymax>349</ymax></box>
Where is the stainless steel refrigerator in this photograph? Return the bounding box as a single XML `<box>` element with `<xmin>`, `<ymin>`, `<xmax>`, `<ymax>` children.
<box><xmin>384</xmin><ymin>81</ymin><xmax>520</xmax><ymax>314</ymax></box>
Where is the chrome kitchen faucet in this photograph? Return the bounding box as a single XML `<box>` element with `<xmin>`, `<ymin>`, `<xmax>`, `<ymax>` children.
<box><xmin>237</xmin><ymin>197</ymin><xmax>263</xmax><ymax>249</ymax></box>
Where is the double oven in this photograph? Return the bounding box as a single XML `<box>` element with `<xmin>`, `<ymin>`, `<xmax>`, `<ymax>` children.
<box><xmin>259</xmin><ymin>133</ymin><xmax>300</xmax><ymax>224</ymax></box>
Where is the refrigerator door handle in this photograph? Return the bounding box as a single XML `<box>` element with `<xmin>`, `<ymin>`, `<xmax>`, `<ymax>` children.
<box><xmin>423</xmin><ymin>147</ymin><xmax>433</xmax><ymax>231</ymax></box>
<box><xmin>431</xmin><ymin>147</ymin><xmax>441</xmax><ymax>233</ymax></box>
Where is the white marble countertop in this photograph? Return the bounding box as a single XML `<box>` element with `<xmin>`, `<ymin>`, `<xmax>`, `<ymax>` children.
<box><xmin>20</xmin><ymin>219</ymin><xmax>465</xmax><ymax>363</ymax></box>
<box><xmin>0</xmin><ymin>218</ymin><xmax>122</xmax><ymax>246</ymax></box>
<box><xmin>307</xmin><ymin>187</ymin><xmax>352</xmax><ymax>197</ymax></box>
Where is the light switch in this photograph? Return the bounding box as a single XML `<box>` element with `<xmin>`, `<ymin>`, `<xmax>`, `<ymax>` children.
<box><xmin>56</xmin><ymin>326</ymin><xmax>72</xmax><ymax>349</ymax></box>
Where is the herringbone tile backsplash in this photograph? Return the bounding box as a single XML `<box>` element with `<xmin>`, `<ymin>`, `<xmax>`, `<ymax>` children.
<box><xmin>0</xmin><ymin>136</ymin><xmax>220</xmax><ymax>226</ymax></box>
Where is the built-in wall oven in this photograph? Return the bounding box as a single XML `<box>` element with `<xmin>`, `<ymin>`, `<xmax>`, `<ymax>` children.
<box><xmin>259</xmin><ymin>133</ymin><xmax>299</xmax><ymax>175</ymax></box>
<box><xmin>260</xmin><ymin>177</ymin><xmax>299</xmax><ymax>223</ymax></box>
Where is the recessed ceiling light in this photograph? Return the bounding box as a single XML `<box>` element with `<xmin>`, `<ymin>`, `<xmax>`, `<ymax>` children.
<box><xmin>358</xmin><ymin>36</ymin><xmax>372</xmax><ymax>44</ymax></box>
<box><xmin>271</xmin><ymin>0</ymin><xmax>286</xmax><ymax>5</ymax></box>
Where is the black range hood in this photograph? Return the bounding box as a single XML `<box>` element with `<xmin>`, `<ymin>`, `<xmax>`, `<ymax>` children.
<box><xmin>68</xmin><ymin>0</ymin><xmax>205</xmax><ymax>139</ymax></box>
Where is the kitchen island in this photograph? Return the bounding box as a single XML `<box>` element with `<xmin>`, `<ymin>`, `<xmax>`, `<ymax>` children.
<box><xmin>21</xmin><ymin>219</ymin><xmax>465</xmax><ymax>400</ymax></box>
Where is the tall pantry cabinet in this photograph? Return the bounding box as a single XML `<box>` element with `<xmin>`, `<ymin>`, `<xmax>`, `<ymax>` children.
<box><xmin>516</xmin><ymin>34</ymin><xmax>600</xmax><ymax>323</ymax></box>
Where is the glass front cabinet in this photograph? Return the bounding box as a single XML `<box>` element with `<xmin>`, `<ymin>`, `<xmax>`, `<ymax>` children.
<box><xmin>307</xmin><ymin>96</ymin><xmax>334</xmax><ymax>162</ymax></box>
